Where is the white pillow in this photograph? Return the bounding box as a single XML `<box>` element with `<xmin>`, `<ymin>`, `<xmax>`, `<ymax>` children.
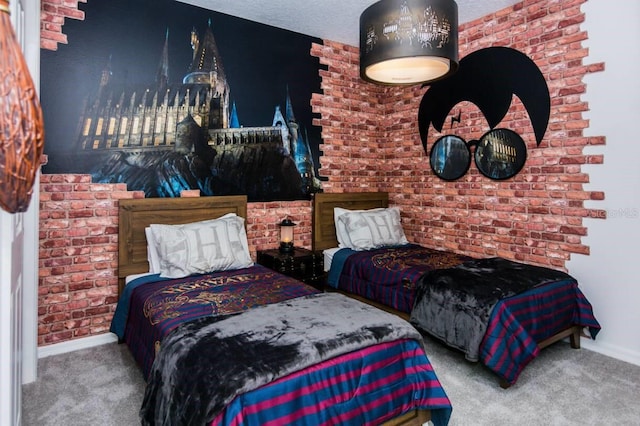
<box><xmin>145</xmin><ymin>227</ymin><xmax>162</xmax><ymax>274</ymax></box>
<box><xmin>337</xmin><ymin>207</ymin><xmax>408</xmax><ymax>251</ymax></box>
<box><xmin>334</xmin><ymin>207</ymin><xmax>386</xmax><ymax>248</ymax></box>
<box><xmin>215</xmin><ymin>213</ymin><xmax>252</xmax><ymax>260</ymax></box>
<box><xmin>149</xmin><ymin>213</ymin><xmax>253</xmax><ymax>279</ymax></box>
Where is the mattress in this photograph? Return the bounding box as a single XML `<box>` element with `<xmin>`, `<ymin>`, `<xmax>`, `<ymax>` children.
<box><xmin>322</xmin><ymin>247</ymin><xmax>340</xmax><ymax>272</ymax></box>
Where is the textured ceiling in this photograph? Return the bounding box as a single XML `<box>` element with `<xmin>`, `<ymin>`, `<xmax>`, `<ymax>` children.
<box><xmin>177</xmin><ymin>0</ymin><xmax>520</xmax><ymax>46</ymax></box>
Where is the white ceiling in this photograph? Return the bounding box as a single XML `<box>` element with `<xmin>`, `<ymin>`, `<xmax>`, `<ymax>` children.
<box><xmin>178</xmin><ymin>0</ymin><xmax>520</xmax><ymax>46</ymax></box>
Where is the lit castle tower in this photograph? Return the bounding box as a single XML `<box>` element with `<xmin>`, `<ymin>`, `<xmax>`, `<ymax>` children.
<box><xmin>270</xmin><ymin>88</ymin><xmax>321</xmax><ymax>192</ymax></box>
<box><xmin>283</xmin><ymin>88</ymin><xmax>317</xmax><ymax>192</ymax></box>
<box><xmin>72</xmin><ymin>18</ymin><xmax>321</xmax><ymax>198</ymax></box>
<box><xmin>74</xmin><ymin>21</ymin><xmax>230</xmax><ymax>152</ymax></box>
<box><xmin>184</xmin><ymin>19</ymin><xmax>230</xmax><ymax>130</ymax></box>
<box><xmin>272</xmin><ymin>104</ymin><xmax>291</xmax><ymax>155</ymax></box>
<box><xmin>229</xmin><ymin>102</ymin><xmax>240</xmax><ymax>128</ymax></box>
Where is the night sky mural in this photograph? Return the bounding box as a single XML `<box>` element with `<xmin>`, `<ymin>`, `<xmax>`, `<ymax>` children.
<box><xmin>40</xmin><ymin>0</ymin><xmax>324</xmax><ymax>201</ymax></box>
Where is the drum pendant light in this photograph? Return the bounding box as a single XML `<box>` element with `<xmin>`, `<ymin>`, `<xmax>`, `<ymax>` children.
<box><xmin>360</xmin><ymin>0</ymin><xmax>459</xmax><ymax>85</ymax></box>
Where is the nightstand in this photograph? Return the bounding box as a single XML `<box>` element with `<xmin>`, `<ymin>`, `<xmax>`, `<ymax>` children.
<box><xmin>257</xmin><ymin>247</ymin><xmax>325</xmax><ymax>291</ymax></box>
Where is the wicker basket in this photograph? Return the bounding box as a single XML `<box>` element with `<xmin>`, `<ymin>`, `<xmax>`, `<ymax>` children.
<box><xmin>0</xmin><ymin>0</ymin><xmax>45</xmax><ymax>213</ymax></box>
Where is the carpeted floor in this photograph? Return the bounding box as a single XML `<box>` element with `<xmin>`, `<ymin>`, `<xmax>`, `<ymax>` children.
<box><xmin>22</xmin><ymin>335</ymin><xmax>640</xmax><ymax>425</ymax></box>
<box><xmin>22</xmin><ymin>342</ymin><xmax>146</xmax><ymax>426</ymax></box>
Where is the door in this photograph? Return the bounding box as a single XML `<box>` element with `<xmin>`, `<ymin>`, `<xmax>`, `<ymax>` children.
<box><xmin>0</xmin><ymin>0</ymin><xmax>40</xmax><ymax>424</ymax></box>
<box><xmin>0</xmin><ymin>213</ymin><xmax>24</xmax><ymax>426</ymax></box>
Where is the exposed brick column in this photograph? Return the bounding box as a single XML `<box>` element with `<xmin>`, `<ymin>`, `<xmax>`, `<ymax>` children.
<box><xmin>310</xmin><ymin>41</ymin><xmax>387</xmax><ymax>193</ymax></box>
<box><xmin>38</xmin><ymin>174</ymin><xmax>142</xmax><ymax>345</ymax></box>
<box><xmin>40</xmin><ymin>0</ymin><xmax>86</xmax><ymax>51</ymax></box>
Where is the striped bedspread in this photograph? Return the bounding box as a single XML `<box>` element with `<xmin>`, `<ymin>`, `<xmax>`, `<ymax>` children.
<box><xmin>141</xmin><ymin>293</ymin><xmax>452</xmax><ymax>425</ymax></box>
<box><xmin>111</xmin><ymin>265</ymin><xmax>453</xmax><ymax>425</ymax></box>
<box><xmin>480</xmin><ymin>279</ymin><xmax>600</xmax><ymax>384</ymax></box>
<box><xmin>211</xmin><ymin>339</ymin><xmax>451</xmax><ymax>426</ymax></box>
<box><xmin>411</xmin><ymin>257</ymin><xmax>601</xmax><ymax>385</ymax></box>
<box><xmin>329</xmin><ymin>247</ymin><xmax>601</xmax><ymax>386</ymax></box>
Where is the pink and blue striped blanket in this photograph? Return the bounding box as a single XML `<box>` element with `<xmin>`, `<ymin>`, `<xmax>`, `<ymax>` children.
<box><xmin>410</xmin><ymin>257</ymin><xmax>601</xmax><ymax>385</ymax></box>
<box><xmin>111</xmin><ymin>265</ymin><xmax>452</xmax><ymax>425</ymax></box>
<box><xmin>328</xmin><ymin>247</ymin><xmax>600</xmax><ymax>386</ymax></box>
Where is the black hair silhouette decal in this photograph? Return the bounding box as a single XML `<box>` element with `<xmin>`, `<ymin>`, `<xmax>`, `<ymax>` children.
<box><xmin>418</xmin><ymin>46</ymin><xmax>550</xmax><ymax>155</ymax></box>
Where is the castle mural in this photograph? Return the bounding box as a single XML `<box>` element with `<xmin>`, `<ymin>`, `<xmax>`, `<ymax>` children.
<box><xmin>40</xmin><ymin>0</ymin><xmax>323</xmax><ymax>201</ymax></box>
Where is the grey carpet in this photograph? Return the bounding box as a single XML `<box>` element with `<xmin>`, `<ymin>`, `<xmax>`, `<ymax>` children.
<box><xmin>22</xmin><ymin>335</ymin><xmax>640</xmax><ymax>425</ymax></box>
<box><xmin>22</xmin><ymin>343</ymin><xmax>146</xmax><ymax>426</ymax></box>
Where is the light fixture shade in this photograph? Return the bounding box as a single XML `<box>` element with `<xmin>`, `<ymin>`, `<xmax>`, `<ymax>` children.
<box><xmin>360</xmin><ymin>0</ymin><xmax>459</xmax><ymax>85</ymax></box>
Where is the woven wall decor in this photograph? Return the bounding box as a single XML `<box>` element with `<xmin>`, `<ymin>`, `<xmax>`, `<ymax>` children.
<box><xmin>0</xmin><ymin>0</ymin><xmax>45</xmax><ymax>213</ymax></box>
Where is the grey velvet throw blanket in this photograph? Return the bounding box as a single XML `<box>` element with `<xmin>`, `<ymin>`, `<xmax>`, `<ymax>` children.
<box><xmin>410</xmin><ymin>257</ymin><xmax>574</xmax><ymax>362</ymax></box>
<box><xmin>140</xmin><ymin>292</ymin><xmax>423</xmax><ymax>426</ymax></box>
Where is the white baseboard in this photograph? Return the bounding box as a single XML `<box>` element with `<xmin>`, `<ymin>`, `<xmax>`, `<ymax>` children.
<box><xmin>37</xmin><ymin>333</ymin><xmax>118</xmax><ymax>359</ymax></box>
<box><xmin>581</xmin><ymin>338</ymin><xmax>640</xmax><ymax>367</ymax></box>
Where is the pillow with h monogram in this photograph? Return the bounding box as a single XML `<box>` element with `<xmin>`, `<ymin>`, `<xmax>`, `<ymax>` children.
<box><xmin>145</xmin><ymin>227</ymin><xmax>162</xmax><ymax>273</ymax></box>
<box><xmin>338</xmin><ymin>207</ymin><xmax>408</xmax><ymax>251</ymax></box>
<box><xmin>334</xmin><ymin>207</ymin><xmax>386</xmax><ymax>248</ymax></box>
<box><xmin>150</xmin><ymin>213</ymin><xmax>253</xmax><ymax>279</ymax></box>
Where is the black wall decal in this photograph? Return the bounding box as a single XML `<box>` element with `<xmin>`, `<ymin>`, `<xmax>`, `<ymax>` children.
<box><xmin>418</xmin><ymin>46</ymin><xmax>550</xmax><ymax>156</ymax></box>
<box><xmin>450</xmin><ymin>110</ymin><xmax>461</xmax><ymax>127</ymax></box>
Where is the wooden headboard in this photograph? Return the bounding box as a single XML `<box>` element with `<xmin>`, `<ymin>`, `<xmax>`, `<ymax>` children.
<box><xmin>118</xmin><ymin>195</ymin><xmax>248</xmax><ymax>294</ymax></box>
<box><xmin>312</xmin><ymin>192</ymin><xmax>389</xmax><ymax>252</ymax></box>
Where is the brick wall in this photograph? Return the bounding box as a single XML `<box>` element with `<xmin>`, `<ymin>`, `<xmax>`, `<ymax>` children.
<box><xmin>312</xmin><ymin>0</ymin><xmax>604</xmax><ymax>269</ymax></box>
<box><xmin>246</xmin><ymin>201</ymin><xmax>313</xmax><ymax>252</ymax></box>
<box><xmin>40</xmin><ymin>0</ymin><xmax>85</xmax><ymax>50</ymax></box>
<box><xmin>38</xmin><ymin>175</ymin><xmax>311</xmax><ymax>345</ymax></box>
<box><xmin>38</xmin><ymin>0</ymin><xmax>604</xmax><ymax>346</ymax></box>
<box><xmin>38</xmin><ymin>174</ymin><xmax>141</xmax><ymax>345</ymax></box>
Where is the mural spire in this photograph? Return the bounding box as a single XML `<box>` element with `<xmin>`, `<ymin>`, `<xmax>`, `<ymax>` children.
<box><xmin>285</xmin><ymin>85</ymin><xmax>296</xmax><ymax>124</ymax></box>
<box><xmin>156</xmin><ymin>27</ymin><xmax>170</xmax><ymax>93</ymax></box>
<box><xmin>94</xmin><ymin>54</ymin><xmax>112</xmax><ymax>106</ymax></box>
<box><xmin>229</xmin><ymin>101</ymin><xmax>240</xmax><ymax>128</ymax></box>
<box><xmin>183</xmin><ymin>20</ymin><xmax>230</xmax><ymax>128</ymax></box>
<box><xmin>183</xmin><ymin>20</ymin><xmax>227</xmax><ymax>86</ymax></box>
<box><xmin>272</xmin><ymin>104</ymin><xmax>291</xmax><ymax>155</ymax></box>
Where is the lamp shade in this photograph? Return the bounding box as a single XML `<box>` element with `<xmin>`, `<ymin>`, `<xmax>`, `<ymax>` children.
<box><xmin>360</xmin><ymin>0</ymin><xmax>459</xmax><ymax>85</ymax></box>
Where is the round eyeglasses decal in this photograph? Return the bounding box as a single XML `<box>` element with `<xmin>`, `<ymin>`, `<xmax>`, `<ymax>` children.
<box><xmin>429</xmin><ymin>135</ymin><xmax>471</xmax><ymax>181</ymax></box>
<box><xmin>474</xmin><ymin>129</ymin><xmax>527</xmax><ymax>180</ymax></box>
<box><xmin>429</xmin><ymin>129</ymin><xmax>527</xmax><ymax>181</ymax></box>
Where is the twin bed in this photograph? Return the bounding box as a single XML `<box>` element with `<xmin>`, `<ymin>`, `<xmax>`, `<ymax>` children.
<box><xmin>312</xmin><ymin>192</ymin><xmax>600</xmax><ymax>387</ymax></box>
<box><xmin>112</xmin><ymin>192</ymin><xmax>600</xmax><ymax>425</ymax></box>
<box><xmin>112</xmin><ymin>195</ymin><xmax>450</xmax><ymax>426</ymax></box>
